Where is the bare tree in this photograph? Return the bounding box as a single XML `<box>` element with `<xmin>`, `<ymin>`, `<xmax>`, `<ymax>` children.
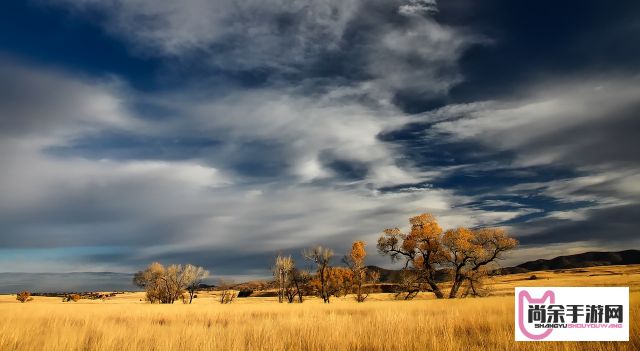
<box><xmin>133</xmin><ymin>262</ymin><xmax>168</xmax><ymax>303</ymax></box>
<box><xmin>273</xmin><ymin>255</ymin><xmax>294</xmax><ymax>303</ymax></box>
<box><xmin>273</xmin><ymin>255</ymin><xmax>312</xmax><ymax>303</ymax></box>
<box><xmin>217</xmin><ymin>279</ymin><xmax>236</xmax><ymax>304</ymax></box>
<box><xmin>133</xmin><ymin>262</ymin><xmax>210</xmax><ymax>304</ymax></box>
<box><xmin>184</xmin><ymin>264</ymin><xmax>209</xmax><ymax>304</ymax></box>
<box><xmin>286</xmin><ymin>268</ymin><xmax>311</xmax><ymax>303</ymax></box>
<box><xmin>303</xmin><ymin>246</ymin><xmax>334</xmax><ymax>303</ymax></box>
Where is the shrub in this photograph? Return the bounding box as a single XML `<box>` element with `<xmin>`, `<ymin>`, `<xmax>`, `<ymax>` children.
<box><xmin>219</xmin><ymin>290</ymin><xmax>236</xmax><ymax>304</ymax></box>
<box><xmin>16</xmin><ymin>291</ymin><xmax>33</xmax><ymax>303</ymax></box>
<box><xmin>237</xmin><ymin>289</ymin><xmax>253</xmax><ymax>298</ymax></box>
<box><xmin>528</xmin><ymin>275</ymin><xmax>538</xmax><ymax>280</ymax></box>
<box><xmin>64</xmin><ymin>294</ymin><xmax>81</xmax><ymax>302</ymax></box>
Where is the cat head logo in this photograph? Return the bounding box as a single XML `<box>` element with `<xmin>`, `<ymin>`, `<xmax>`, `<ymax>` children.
<box><xmin>517</xmin><ymin>289</ymin><xmax>555</xmax><ymax>340</ymax></box>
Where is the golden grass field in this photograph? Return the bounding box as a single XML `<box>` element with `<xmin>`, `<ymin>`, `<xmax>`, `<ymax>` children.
<box><xmin>1</xmin><ymin>264</ymin><xmax>638</xmax><ymax>351</ymax></box>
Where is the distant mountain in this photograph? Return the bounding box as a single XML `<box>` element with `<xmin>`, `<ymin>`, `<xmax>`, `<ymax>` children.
<box><xmin>497</xmin><ymin>250</ymin><xmax>640</xmax><ymax>274</ymax></box>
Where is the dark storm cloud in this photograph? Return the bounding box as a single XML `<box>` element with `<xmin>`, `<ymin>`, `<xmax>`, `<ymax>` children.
<box><xmin>514</xmin><ymin>101</ymin><xmax>640</xmax><ymax>169</ymax></box>
<box><xmin>318</xmin><ymin>150</ymin><xmax>370</xmax><ymax>181</ymax></box>
<box><xmin>437</xmin><ymin>0</ymin><xmax>640</xmax><ymax>103</ymax></box>
<box><xmin>377</xmin><ymin>74</ymin><xmax>640</xmax><ymax>247</ymax></box>
<box><xmin>379</xmin><ymin>121</ymin><xmax>515</xmax><ymax>168</ymax></box>
<box><xmin>0</xmin><ymin>272</ymin><xmax>136</xmax><ymax>293</ymax></box>
<box><xmin>45</xmin><ymin>131</ymin><xmax>297</xmax><ymax>179</ymax></box>
<box><xmin>0</xmin><ymin>177</ymin><xmax>213</xmax><ymax>249</ymax></box>
<box><xmin>516</xmin><ymin>203</ymin><xmax>640</xmax><ymax>245</ymax></box>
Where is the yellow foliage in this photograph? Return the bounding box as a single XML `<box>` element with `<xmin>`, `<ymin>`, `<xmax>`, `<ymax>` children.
<box><xmin>15</xmin><ymin>291</ymin><xmax>32</xmax><ymax>303</ymax></box>
<box><xmin>350</xmin><ymin>240</ymin><xmax>366</xmax><ymax>264</ymax></box>
<box><xmin>378</xmin><ymin>212</ymin><xmax>519</xmax><ymax>298</ymax></box>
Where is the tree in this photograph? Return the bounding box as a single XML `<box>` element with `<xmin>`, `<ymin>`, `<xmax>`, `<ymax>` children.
<box><xmin>285</xmin><ymin>268</ymin><xmax>311</xmax><ymax>303</ymax></box>
<box><xmin>442</xmin><ymin>227</ymin><xmax>517</xmax><ymax>298</ymax></box>
<box><xmin>394</xmin><ymin>270</ymin><xmax>422</xmax><ymax>300</ymax></box>
<box><xmin>184</xmin><ymin>264</ymin><xmax>209</xmax><ymax>304</ymax></box>
<box><xmin>343</xmin><ymin>241</ymin><xmax>371</xmax><ymax>302</ymax></box>
<box><xmin>272</xmin><ymin>255</ymin><xmax>311</xmax><ymax>303</ymax></box>
<box><xmin>378</xmin><ymin>213</ymin><xmax>518</xmax><ymax>299</ymax></box>
<box><xmin>133</xmin><ymin>262</ymin><xmax>167</xmax><ymax>303</ymax></box>
<box><xmin>217</xmin><ymin>279</ymin><xmax>236</xmax><ymax>304</ymax></box>
<box><xmin>325</xmin><ymin>267</ymin><xmax>353</xmax><ymax>298</ymax></box>
<box><xmin>273</xmin><ymin>255</ymin><xmax>294</xmax><ymax>303</ymax></box>
<box><xmin>377</xmin><ymin>213</ymin><xmax>447</xmax><ymax>298</ymax></box>
<box><xmin>133</xmin><ymin>262</ymin><xmax>209</xmax><ymax>304</ymax></box>
<box><xmin>303</xmin><ymin>246</ymin><xmax>334</xmax><ymax>303</ymax></box>
<box><xmin>63</xmin><ymin>294</ymin><xmax>81</xmax><ymax>302</ymax></box>
<box><xmin>16</xmin><ymin>291</ymin><xmax>32</xmax><ymax>303</ymax></box>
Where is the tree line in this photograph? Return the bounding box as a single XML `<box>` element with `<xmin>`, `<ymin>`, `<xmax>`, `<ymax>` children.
<box><xmin>272</xmin><ymin>240</ymin><xmax>380</xmax><ymax>304</ymax></box>
<box><xmin>14</xmin><ymin>213</ymin><xmax>517</xmax><ymax>304</ymax></box>
<box><xmin>273</xmin><ymin>213</ymin><xmax>517</xmax><ymax>302</ymax></box>
<box><xmin>128</xmin><ymin>213</ymin><xmax>518</xmax><ymax>304</ymax></box>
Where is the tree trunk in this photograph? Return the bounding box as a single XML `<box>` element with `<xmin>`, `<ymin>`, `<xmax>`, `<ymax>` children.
<box><xmin>448</xmin><ymin>277</ymin><xmax>463</xmax><ymax>298</ymax></box>
<box><xmin>320</xmin><ymin>265</ymin><xmax>329</xmax><ymax>303</ymax></box>
<box><xmin>356</xmin><ymin>281</ymin><xmax>363</xmax><ymax>302</ymax></box>
<box><xmin>427</xmin><ymin>279</ymin><xmax>444</xmax><ymax>299</ymax></box>
<box><xmin>293</xmin><ymin>277</ymin><xmax>303</xmax><ymax>303</ymax></box>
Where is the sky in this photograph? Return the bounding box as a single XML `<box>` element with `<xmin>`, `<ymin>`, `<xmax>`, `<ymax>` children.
<box><xmin>1</xmin><ymin>0</ymin><xmax>639</xmax><ymax>281</ymax></box>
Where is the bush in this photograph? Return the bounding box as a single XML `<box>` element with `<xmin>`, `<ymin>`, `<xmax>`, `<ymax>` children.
<box><xmin>63</xmin><ymin>294</ymin><xmax>81</xmax><ymax>302</ymax></box>
<box><xmin>237</xmin><ymin>289</ymin><xmax>253</xmax><ymax>298</ymax></box>
<box><xmin>219</xmin><ymin>290</ymin><xmax>236</xmax><ymax>304</ymax></box>
<box><xmin>528</xmin><ymin>275</ymin><xmax>538</xmax><ymax>280</ymax></box>
<box><xmin>16</xmin><ymin>291</ymin><xmax>33</xmax><ymax>303</ymax></box>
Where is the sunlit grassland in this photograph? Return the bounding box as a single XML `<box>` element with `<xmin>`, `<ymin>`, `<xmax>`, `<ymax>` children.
<box><xmin>1</xmin><ymin>265</ymin><xmax>638</xmax><ymax>351</ymax></box>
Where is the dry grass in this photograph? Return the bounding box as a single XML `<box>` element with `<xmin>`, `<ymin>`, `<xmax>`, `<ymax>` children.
<box><xmin>1</xmin><ymin>264</ymin><xmax>639</xmax><ymax>351</ymax></box>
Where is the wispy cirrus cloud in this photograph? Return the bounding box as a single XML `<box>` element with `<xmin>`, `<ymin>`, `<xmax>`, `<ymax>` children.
<box><xmin>1</xmin><ymin>0</ymin><xmax>639</xmax><ymax>282</ymax></box>
<box><xmin>0</xmin><ymin>54</ymin><xmax>514</xmax><ymax>274</ymax></box>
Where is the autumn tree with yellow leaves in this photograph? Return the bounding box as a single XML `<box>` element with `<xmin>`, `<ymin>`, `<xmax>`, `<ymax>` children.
<box><xmin>344</xmin><ymin>240</ymin><xmax>377</xmax><ymax>302</ymax></box>
<box><xmin>377</xmin><ymin>213</ymin><xmax>518</xmax><ymax>299</ymax></box>
<box><xmin>327</xmin><ymin>267</ymin><xmax>354</xmax><ymax>298</ymax></box>
<box><xmin>16</xmin><ymin>291</ymin><xmax>33</xmax><ymax>303</ymax></box>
